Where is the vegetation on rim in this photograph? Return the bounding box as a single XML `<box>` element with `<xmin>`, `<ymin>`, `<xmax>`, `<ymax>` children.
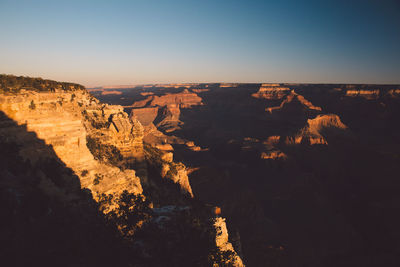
<box><xmin>0</xmin><ymin>74</ymin><xmax>85</xmax><ymax>93</ymax></box>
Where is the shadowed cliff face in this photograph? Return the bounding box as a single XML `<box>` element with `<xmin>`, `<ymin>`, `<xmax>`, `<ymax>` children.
<box><xmin>95</xmin><ymin>83</ymin><xmax>400</xmax><ymax>267</ymax></box>
<box><xmin>0</xmin><ymin>111</ymin><xmax>134</xmax><ymax>266</ymax></box>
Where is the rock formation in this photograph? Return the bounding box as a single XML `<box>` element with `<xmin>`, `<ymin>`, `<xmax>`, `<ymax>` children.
<box><xmin>213</xmin><ymin>217</ymin><xmax>245</xmax><ymax>267</ymax></box>
<box><xmin>131</xmin><ymin>106</ymin><xmax>159</xmax><ymax>126</ymax></box>
<box><xmin>252</xmin><ymin>84</ymin><xmax>291</xmax><ymax>99</ymax></box>
<box><xmin>101</xmin><ymin>90</ymin><xmax>122</xmax><ymax>95</ymax></box>
<box><xmin>131</xmin><ymin>88</ymin><xmax>203</xmax><ymax>108</ymax></box>
<box><xmin>345</xmin><ymin>89</ymin><xmax>380</xmax><ymax>99</ymax></box>
<box><xmin>130</xmin><ymin>89</ymin><xmax>203</xmax><ymax>133</ymax></box>
<box><xmin>388</xmin><ymin>89</ymin><xmax>400</xmax><ymax>97</ymax></box>
<box><xmin>220</xmin><ymin>83</ymin><xmax>239</xmax><ymax>88</ymax></box>
<box><xmin>286</xmin><ymin>114</ymin><xmax>348</xmax><ymax>145</ymax></box>
<box><xmin>0</xmin><ymin>89</ymin><xmax>143</xmax><ymax>199</ymax></box>
<box><xmin>191</xmin><ymin>88</ymin><xmax>209</xmax><ymax>93</ymax></box>
<box><xmin>265</xmin><ymin>90</ymin><xmax>322</xmax><ymax>115</ymax></box>
<box><xmin>144</xmin><ymin>144</ymin><xmax>194</xmax><ymax>197</ymax></box>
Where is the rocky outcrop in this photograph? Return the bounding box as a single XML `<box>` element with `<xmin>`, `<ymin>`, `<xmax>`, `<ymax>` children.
<box><xmin>388</xmin><ymin>89</ymin><xmax>400</xmax><ymax>97</ymax></box>
<box><xmin>152</xmin><ymin>83</ymin><xmax>199</xmax><ymax>88</ymax></box>
<box><xmin>140</xmin><ymin>91</ymin><xmax>154</xmax><ymax>96</ymax></box>
<box><xmin>131</xmin><ymin>107</ymin><xmax>159</xmax><ymax>126</ymax></box>
<box><xmin>261</xmin><ymin>136</ymin><xmax>288</xmax><ymax>159</ymax></box>
<box><xmin>0</xmin><ymin>89</ymin><xmax>143</xmax><ymax>199</ymax></box>
<box><xmin>130</xmin><ymin>89</ymin><xmax>203</xmax><ymax>133</ymax></box>
<box><xmin>131</xmin><ymin>89</ymin><xmax>203</xmax><ymax>108</ymax></box>
<box><xmin>252</xmin><ymin>84</ymin><xmax>291</xmax><ymax>100</ymax></box>
<box><xmin>345</xmin><ymin>89</ymin><xmax>380</xmax><ymax>99</ymax></box>
<box><xmin>286</xmin><ymin>114</ymin><xmax>348</xmax><ymax>145</ymax></box>
<box><xmin>213</xmin><ymin>217</ymin><xmax>245</xmax><ymax>266</ymax></box>
<box><xmin>161</xmin><ymin>161</ymin><xmax>194</xmax><ymax>197</ymax></box>
<box><xmin>266</xmin><ymin>90</ymin><xmax>322</xmax><ymax>114</ymax></box>
<box><xmin>240</xmin><ymin>136</ymin><xmax>287</xmax><ymax>160</ymax></box>
<box><xmin>240</xmin><ymin>112</ymin><xmax>348</xmax><ymax>159</ymax></box>
<box><xmin>261</xmin><ymin>150</ymin><xmax>287</xmax><ymax>159</ymax></box>
<box><xmin>220</xmin><ymin>83</ymin><xmax>239</xmax><ymax>88</ymax></box>
<box><xmin>128</xmin><ymin>89</ymin><xmax>206</xmax><ymax>155</ymax></box>
<box><xmin>155</xmin><ymin>104</ymin><xmax>182</xmax><ymax>132</ymax></box>
<box><xmin>144</xmin><ymin>144</ymin><xmax>194</xmax><ymax>197</ymax></box>
<box><xmin>101</xmin><ymin>90</ymin><xmax>122</xmax><ymax>95</ymax></box>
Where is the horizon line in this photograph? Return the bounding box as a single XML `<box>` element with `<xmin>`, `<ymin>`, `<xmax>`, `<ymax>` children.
<box><xmin>87</xmin><ymin>81</ymin><xmax>400</xmax><ymax>89</ymax></box>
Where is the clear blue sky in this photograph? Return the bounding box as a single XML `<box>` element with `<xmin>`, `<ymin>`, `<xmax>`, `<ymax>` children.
<box><xmin>0</xmin><ymin>0</ymin><xmax>399</xmax><ymax>86</ymax></box>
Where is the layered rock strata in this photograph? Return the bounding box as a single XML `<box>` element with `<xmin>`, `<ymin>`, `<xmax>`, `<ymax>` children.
<box><xmin>345</xmin><ymin>89</ymin><xmax>380</xmax><ymax>99</ymax></box>
<box><xmin>266</xmin><ymin>90</ymin><xmax>322</xmax><ymax>114</ymax></box>
<box><xmin>285</xmin><ymin>114</ymin><xmax>347</xmax><ymax>145</ymax></box>
<box><xmin>0</xmin><ymin>89</ymin><xmax>143</xmax><ymax>198</ymax></box>
<box><xmin>252</xmin><ymin>84</ymin><xmax>291</xmax><ymax>100</ymax></box>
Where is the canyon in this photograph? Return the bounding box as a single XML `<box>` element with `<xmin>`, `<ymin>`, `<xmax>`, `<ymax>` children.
<box><xmin>93</xmin><ymin>82</ymin><xmax>400</xmax><ymax>267</ymax></box>
<box><xmin>0</xmin><ymin>76</ymin><xmax>243</xmax><ymax>267</ymax></box>
<box><xmin>1</xmin><ymin>76</ymin><xmax>400</xmax><ymax>266</ymax></box>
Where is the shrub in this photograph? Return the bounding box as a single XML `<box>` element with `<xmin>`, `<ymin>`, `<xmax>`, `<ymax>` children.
<box><xmin>29</xmin><ymin>100</ymin><xmax>36</xmax><ymax>110</ymax></box>
<box><xmin>143</xmin><ymin>143</ymin><xmax>164</xmax><ymax>163</ymax></box>
<box><xmin>93</xmin><ymin>174</ymin><xmax>103</xmax><ymax>185</ymax></box>
<box><xmin>99</xmin><ymin>191</ymin><xmax>152</xmax><ymax>238</ymax></box>
<box><xmin>86</xmin><ymin>136</ymin><xmax>123</xmax><ymax>166</ymax></box>
<box><xmin>0</xmin><ymin>74</ymin><xmax>85</xmax><ymax>93</ymax></box>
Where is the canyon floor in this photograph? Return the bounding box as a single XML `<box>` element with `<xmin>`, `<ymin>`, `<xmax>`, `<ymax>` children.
<box><xmin>92</xmin><ymin>82</ymin><xmax>400</xmax><ymax>267</ymax></box>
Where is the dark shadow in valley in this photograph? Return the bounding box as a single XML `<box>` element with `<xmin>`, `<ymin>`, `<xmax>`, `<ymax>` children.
<box><xmin>94</xmin><ymin>84</ymin><xmax>400</xmax><ymax>266</ymax></box>
<box><xmin>169</xmin><ymin>86</ymin><xmax>400</xmax><ymax>267</ymax></box>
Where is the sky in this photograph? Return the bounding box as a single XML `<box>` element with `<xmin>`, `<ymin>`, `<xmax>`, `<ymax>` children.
<box><xmin>0</xmin><ymin>0</ymin><xmax>399</xmax><ymax>86</ymax></box>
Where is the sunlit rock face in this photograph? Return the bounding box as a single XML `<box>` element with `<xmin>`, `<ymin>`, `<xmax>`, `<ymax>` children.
<box><xmin>345</xmin><ymin>89</ymin><xmax>380</xmax><ymax>99</ymax></box>
<box><xmin>252</xmin><ymin>84</ymin><xmax>291</xmax><ymax>100</ymax></box>
<box><xmin>131</xmin><ymin>107</ymin><xmax>159</xmax><ymax>126</ymax></box>
<box><xmin>156</xmin><ymin>104</ymin><xmax>182</xmax><ymax>132</ymax></box>
<box><xmin>388</xmin><ymin>89</ymin><xmax>400</xmax><ymax>97</ymax></box>
<box><xmin>286</xmin><ymin>114</ymin><xmax>348</xmax><ymax>145</ymax></box>
<box><xmin>130</xmin><ymin>89</ymin><xmax>203</xmax><ymax>133</ymax></box>
<box><xmin>191</xmin><ymin>88</ymin><xmax>209</xmax><ymax>93</ymax></box>
<box><xmin>160</xmin><ymin>161</ymin><xmax>194</xmax><ymax>197</ymax></box>
<box><xmin>258</xmin><ymin>88</ymin><xmax>348</xmax><ymax>147</ymax></box>
<box><xmin>220</xmin><ymin>83</ymin><xmax>240</xmax><ymax>88</ymax></box>
<box><xmin>107</xmin><ymin>112</ymin><xmax>144</xmax><ymax>159</ymax></box>
<box><xmin>144</xmin><ymin>144</ymin><xmax>194</xmax><ymax>198</ymax></box>
<box><xmin>0</xmin><ymin>89</ymin><xmax>143</xmax><ymax>198</ymax></box>
<box><xmin>132</xmin><ymin>88</ymin><xmax>203</xmax><ymax>108</ymax></box>
<box><xmin>101</xmin><ymin>90</ymin><xmax>122</xmax><ymax>95</ymax></box>
<box><xmin>260</xmin><ymin>149</ymin><xmax>288</xmax><ymax>160</ymax></box>
<box><xmin>266</xmin><ymin>90</ymin><xmax>322</xmax><ymax>115</ymax></box>
<box><xmin>127</xmin><ymin>90</ymin><xmax>202</xmax><ymax>197</ymax></box>
<box><xmin>128</xmin><ymin>88</ymin><xmax>206</xmax><ymax>152</ymax></box>
<box><xmin>213</xmin><ymin>217</ymin><xmax>245</xmax><ymax>267</ymax></box>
